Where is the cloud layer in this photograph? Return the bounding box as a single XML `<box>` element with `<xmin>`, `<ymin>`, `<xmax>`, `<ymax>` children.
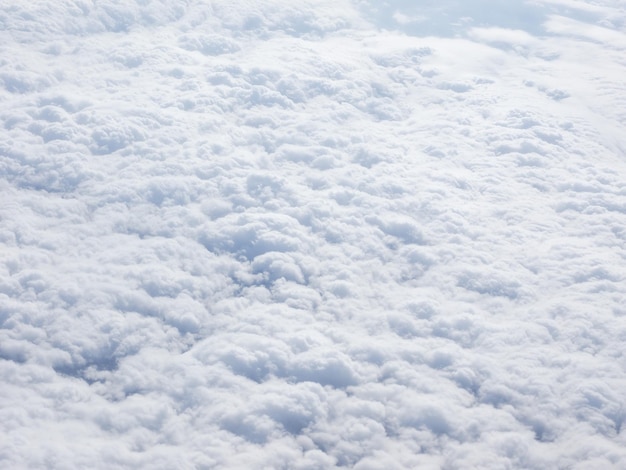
<box><xmin>2</xmin><ymin>0</ymin><xmax>626</xmax><ymax>468</ymax></box>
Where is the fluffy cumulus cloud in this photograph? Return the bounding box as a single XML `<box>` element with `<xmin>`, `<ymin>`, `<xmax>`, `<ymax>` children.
<box><xmin>2</xmin><ymin>0</ymin><xmax>626</xmax><ymax>468</ymax></box>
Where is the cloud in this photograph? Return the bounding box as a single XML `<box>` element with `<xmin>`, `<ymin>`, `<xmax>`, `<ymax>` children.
<box><xmin>2</xmin><ymin>0</ymin><xmax>626</xmax><ymax>468</ymax></box>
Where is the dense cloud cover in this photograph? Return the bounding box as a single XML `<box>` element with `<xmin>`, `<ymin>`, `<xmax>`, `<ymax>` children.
<box><xmin>2</xmin><ymin>0</ymin><xmax>626</xmax><ymax>468</ymax></box>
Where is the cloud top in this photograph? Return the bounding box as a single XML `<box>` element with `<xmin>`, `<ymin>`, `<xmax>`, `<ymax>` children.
<box><xmin>1</xmin><ymin>0</ymin><xmax>626</xmax><ymax>468</ymax></box>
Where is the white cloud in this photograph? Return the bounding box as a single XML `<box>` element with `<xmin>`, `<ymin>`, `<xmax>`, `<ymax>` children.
<box><xmin>544</xmin><ymin>14</ymin><xmax>626</xmax><ymax>48</ymax></box>
<box><xmin>469</xmin><ymin>26</ymin><xmax>539</xmax><ymax>49</ymax></box>
<box><xmin>2</xmin><ymin>0</ymin><xmax>626</xmax><ymax>468</ymax></box>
